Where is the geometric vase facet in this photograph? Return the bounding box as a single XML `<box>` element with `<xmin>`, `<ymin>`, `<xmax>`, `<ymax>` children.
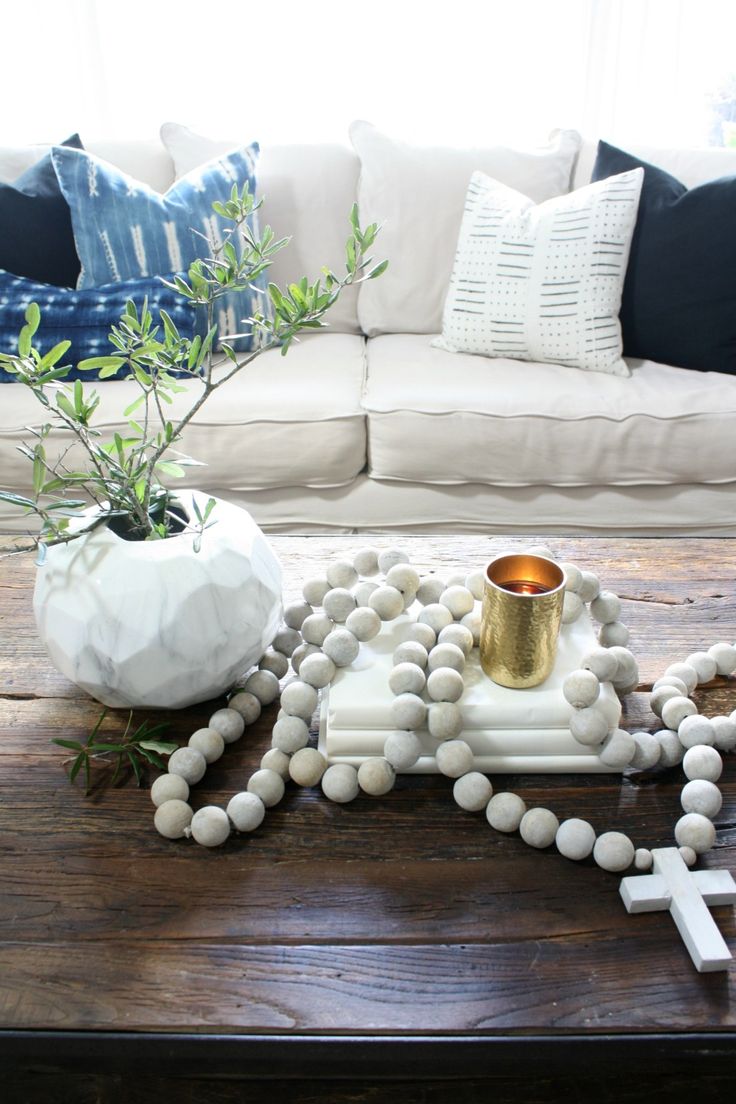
<box><xmin>33</xmin><ymin>490</ymin><xmax>282</xmax><ymax>709</ymax></box>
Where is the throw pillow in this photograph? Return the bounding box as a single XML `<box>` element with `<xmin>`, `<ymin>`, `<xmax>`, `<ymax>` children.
<box><xmin>591</xmin><ymin>140</ymin><xmax>736</xmax><ymax>375</ymax></box>
<box><xmin>434</xmin><ymin>167</ymin><xmax>644</xmax><ymax>377</ymax></box>
<box><xmin>348</xmin><ymin>121</ymin><xmax>582</xmax><ymax>336</ymax></box>
<box><xmin>51</xmin><ymin>144</ymin><xmax>265</xmax><ymax>351</ymax></box>
<box><xmin>0</xmin><ymin>134</ymin><xmax>83</xmax><ymax>288</ymax></box>
<box><xmin>0</xmin><ymin>270</ymin><xmax>197</xmax><ymax>382</ymax></box>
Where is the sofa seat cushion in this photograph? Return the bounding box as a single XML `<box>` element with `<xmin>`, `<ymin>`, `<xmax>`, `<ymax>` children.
<box><xmin>0</xmin><ymin>334</ymin><xmax>366</xmax><ymax>499</ymax></box>
<box><xmin>363</xmin><ymin>334</ymin><xmax>736</xmax><ymax>486</ymax></box>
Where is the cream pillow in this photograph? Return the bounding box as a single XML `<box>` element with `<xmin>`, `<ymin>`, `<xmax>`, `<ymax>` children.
<box><xmin>434</xmin><ymin>168</ymin><xmax>644</xmax><ymax>376</ymax></box>
<box><xmin>349</xmin><ymin>122</ymin><xmax>582</xmax><ymax>336</ymax></box>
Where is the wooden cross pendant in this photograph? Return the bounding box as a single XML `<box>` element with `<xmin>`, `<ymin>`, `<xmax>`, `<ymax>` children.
<box><xmin>620</xmin><ymin>847</ymin><xmax>736</xmax><ymax>972</ymax></box>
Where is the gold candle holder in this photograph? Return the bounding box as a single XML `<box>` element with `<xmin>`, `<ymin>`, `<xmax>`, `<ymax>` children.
<box><xmin>480</xmin><ymin>553</ymin><xmax>565</xmax><ymax>689</ymax></box>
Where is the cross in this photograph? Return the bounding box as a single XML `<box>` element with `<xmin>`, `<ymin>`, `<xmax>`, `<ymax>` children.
<box><xmin>620</xmin><ymin>847</ymin><xmax>736</xmax><ymax>972</ymax></box>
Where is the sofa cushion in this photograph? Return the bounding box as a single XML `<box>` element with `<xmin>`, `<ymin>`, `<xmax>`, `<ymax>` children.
<box><xmin>349</xmin><ymin>122</ymin><xmax>582</xmax><ymax>337</ymax></box>
<box><xmin>0</xmin><ymin>334</ymin><xmax>367</xmax><ymax>497</ymax></box>
<box><xmin>573</xmin><ymin>137</ymin><xmax>736</xmax><ymax>192</ymax></box>
<box><xmin>160</xmin><ymin>123</ymin><xmax>361</xmax><ymax>336</ymax></box>
<box><xmin>434</xmin><ymin>167</ymin><xmax>642</xmax><ymax>377</ymax></box>
<box><xmin>0</xmin><ymin>134</ymin><xmax>83</xmax><ymax>287</ymax></box>
<box><xmin>0</xmin><ymin>139</ymin><xmax>174</xmax><ymax>194</ymax></box>
<box><xmin>591</xmin><ymin>140</ymin><xmax>736</xmax><ymax>376</ymax></box>
<box><xmin>362</xmin><ymin>334</ymin><xmax>736</xmax><ymax>486</ymax></box>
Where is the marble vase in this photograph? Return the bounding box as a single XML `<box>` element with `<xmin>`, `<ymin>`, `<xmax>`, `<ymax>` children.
<box><xmin>33</xmin><ymin>491</ymin><xmax>282</xmax><ymax>709</ymax></box>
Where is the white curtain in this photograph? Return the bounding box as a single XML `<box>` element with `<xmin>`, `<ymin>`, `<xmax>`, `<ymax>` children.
<box><xmin>4</xmin><ymin>0</ymin><xmax>735</xmax><ymax>147</ymax></box>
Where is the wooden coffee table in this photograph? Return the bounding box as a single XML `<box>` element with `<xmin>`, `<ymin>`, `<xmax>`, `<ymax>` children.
<box><xmin>1</xmin><ymin>535</ymin><xmax>735</xmax><ymax>1103</ymax></box>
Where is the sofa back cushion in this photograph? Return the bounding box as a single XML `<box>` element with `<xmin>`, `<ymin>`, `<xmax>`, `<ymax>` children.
<box><xmin>350</xmin><ymin>122</ymin><xmax>582</xmax><ymax>337</ymax></box>
<box><xmin>0</xmin><ymin>139</ymin><xmax>175</xmax><ymax>194</ymax></box>
<box><xmin>573</xmin><ymin>138</ymin><xmax>736</xmax><ymax>191</ymax></box>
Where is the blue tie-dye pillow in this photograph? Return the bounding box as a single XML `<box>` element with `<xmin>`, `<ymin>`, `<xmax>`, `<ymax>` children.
<box><xmin>0</xmin><ymin>269</ymin><xmax>197</xmax><ymax>381</ymax></box>
<box><xmin>51</xmin><ymin>144</ymin><xmax>265</xmax><ymax>351</ymax></box>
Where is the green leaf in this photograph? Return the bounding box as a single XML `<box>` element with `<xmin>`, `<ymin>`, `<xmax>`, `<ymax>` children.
<box><xmin>69</xmin><ymin>752</ymin><xmax>85</xmax><ymax>784</ymax></box>
<box><xmin>155</xmin><ymin>460</ymin><xmax>186</xmax><ymax>478</ymax></box>
<box><xmin>77</xmin><ymin>355</ymin><xmax>126</xmax><ymax>373</ymax></box>
<box><xmin>138</xmin><ymin>738</ymin><xmax>178</xmax><ymax>756</ymax></box>
<box><xmin>52</xmin><ymin>738</ymin><xmax>84</xmax><ymax>751</ymax></box>
<box><xmin>38</xmin><ymin>340</ymin><xmax>72</xmax><ymax>370</ymax></box>
<box><xmin>367</xmin><ymin>259</ymin><xmax>389</xmax><ymax>280</ymax></box>
<box><xmin>18</xmin><ymin>324</ymin><xmax>34</xmax><ymax>358</ymax></box>
<box><xmin>127</xmin><ymin>748</ymin><xmax>143</xmax><ymax>786</ymax></box>
<box><xmin>55</xmin><ymin>392</ymin><xmax>77</xmax><ymax>421</ymax></box>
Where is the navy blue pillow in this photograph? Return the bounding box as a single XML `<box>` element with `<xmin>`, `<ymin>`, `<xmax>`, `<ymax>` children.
<box><xmin>0</xmin><ymin>134</ymin><xmax>83</xmax><ymax>288</ymax></box>
<box><xmin>591</xmin><ymin>141</ymin><xmax>736</xmax><ymax>375</ymax></box>
<box><xmin>0</xmin><ymin>270</ymin><xmax>197</xmax><ymax>381</ymax></box>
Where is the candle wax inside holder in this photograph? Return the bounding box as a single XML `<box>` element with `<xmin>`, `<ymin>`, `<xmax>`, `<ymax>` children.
<box><xmin>499</xmin><ymin>580</ymin><xmax>551</xmax><ymax>596</ymax></box>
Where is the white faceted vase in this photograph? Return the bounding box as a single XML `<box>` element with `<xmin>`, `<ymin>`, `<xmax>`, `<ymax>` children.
<box><xmin>33</xmin><ymin>491</ymin><xmax>282</xmax><ymax>709</ymax></box>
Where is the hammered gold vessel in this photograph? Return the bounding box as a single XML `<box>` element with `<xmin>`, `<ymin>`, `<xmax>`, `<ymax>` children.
<box><xmin>480</xmin><ymin>554</ymin><xmax>565</xmax><ymax>689</ymax></box>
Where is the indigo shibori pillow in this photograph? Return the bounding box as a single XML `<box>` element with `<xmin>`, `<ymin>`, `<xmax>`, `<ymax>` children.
<box><xmin>435</xmin><ymin>167</ymin><xmax>643</xmax><ymax>376</ymax></box>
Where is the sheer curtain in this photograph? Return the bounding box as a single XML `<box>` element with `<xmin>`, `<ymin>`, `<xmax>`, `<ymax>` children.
<box><xmin>3</xmin><ymin>0</ymin><xmax>735</xmax><ymax>147</ymax></box>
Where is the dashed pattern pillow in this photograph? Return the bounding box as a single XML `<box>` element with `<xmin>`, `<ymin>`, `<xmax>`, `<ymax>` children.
<box><xmin>434</xmin><ymin>167</ymin><xmax>644</xmax><ymax>376</ymax></box>
<box><xmin>51</xmin><ymin>144</ymin><xmax>266</xmax><ymax>351</ymax></box>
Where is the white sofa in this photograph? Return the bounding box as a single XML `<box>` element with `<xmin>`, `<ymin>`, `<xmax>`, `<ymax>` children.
<box><xmin>2</xmin><ymin>126</ymin><xmax>736</xmax><ymax>536</ymax></box>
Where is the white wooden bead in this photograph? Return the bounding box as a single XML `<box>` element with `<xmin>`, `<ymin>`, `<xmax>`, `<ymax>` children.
<box><xmin>426</xmin><ymin>667</ymin><xmax>464</xmax><ymax>704</ymax></box>
<box><xmin>369</xmin><ymin>585</ymin><xmax>405</xmax><ymax>621</ymax></box>
<box><xmin>580</xmin><ymin>647</ymin><xmax>618</xmax><ymax>683</ymax></box>
<box><xmin>345</xmin><ymin>606</ymin><xmax>382</xmax><ymax>642</ymax></box>
<box><xmin>453</xmin><ymin>771</ymin><xmax>493</xmax><ymax>811</ymax></box>
<box><xmin>486</xmin><ymin>792</ymin><xmax>526</xmax><ymax>833</ymax></box>
<box><xmin>389</xmin><ymin>662</ymin><xmax>427</xmax><ymax>696</ymax></box>
<box><xmin>661</xmin><ymin>695</ymin><xmax>697</xmax><ymax>731</ymax></box>
<box><xmin>391</xmin><ymin>693</ymin><xmax>428</xmax><ymax>730</ymax></box>
<box><xmin>209</xmin><ymin>708</ymin><xmax>246</xmax><ymax>744</ymax></box>
<box><xmin>555</xmin><ymin>818</ymin><xmax>595</xmax><ymax>861</ymax></box>
<box><xmin>685</xmin><ymin>651</ymin><xmax>718</xmax><ymax>684</ymax></box>
<box><xmin>634</xmin><ymin>848</ymin><xmax>653</xmax><ymax>871</ymax></box>
<box><xmin>302</xmin><ymin>577</ymin><xmax>330</xmax><ymax>607</ymax></box>
<box><xmin>323</xmin><ymin>628</ymin><xmax>360</xmax><ymax>668</ymax></box>
<box><xmin>354</xmin><ymin>581</ymin><xmax>379</xmax><ymax>607</ymax></box>
<box><xmin>569</xmin><ymin>706</ymin><xmax>608</xmax><ymax>746</ymax></box>
<box><xmin>560</xmin><ymin>562</ymin><xmax>583</xmax><ymax>592</ymax></box>
<box><xmin>577</xmin><ymin>570</ymin><xmax>600</xmax><ymax>603</ymax></box>
<box><xmin>524</xmin><ymin>544</ymin><xmax>554</xmax><ymax>559</ymax></box>
<box><xmin>590</xmin><ymin>591</ymin><xmax>621</xmax><ymax>624</ymax></box>
<box><xmin>465</xmin><ymin>569</ymin><xmax>486</xmax><ymax>601</ymax></box>
<box><xmin>384</xmin><ymin>730</ymin><xmax>422</xmax><ymax>770</ymax></box>
<box><xmin>271</xmin><ymin>715</ymin><xmax>310</xmax><ymax>754</ymax></box>
<box><xmin>190</xmin><ymin>806</ymin><xmax>230</xmax><ymax>847</ymax></box>
<box><xmin>259</xmin><ymin>649</ymin><xmax>290</xmax><ymax>679</ymax></box>
<box><xmin>707</xmin><ymin>641</ymin><xmax>736</xmax><ymax>675</ymax></box>
<box><xmin>650</xmin><ymin>684</ymin><xmax>681</xmax><ymax>717</ymax></box>
<box><xmin>664</xmin><ymin>662</ymin><xmax>698</xmax><ymax>694</ymax></box>
<box><xmin>301</xmin><ymin>612</ymin><xmax>336</xmax><ymax>646</ymax></box>
<box><xmin>352</xmin><ymin>547</ymin><xmax>380</xmax><ymax>576</ymax></box>
<box><xmin>435</xmin><ymin>739</ymin><xmax>474</xmax><ymax>778</ymax></box>
<box><xmin>290</xmin><ymin>642</ymin><xmax>320</xmax><ymax>675</ymax></box>
<box><xmin>599</xmin><ymin>728</ymin><xmax>636</xmax><ymax>768</ymax></box>
<box><xmin>629</xmin><ymin>731</ymin><xmax>661</xmax><ymax>771</ymax></box>
<box><xmin>323</xmin><ymin>587</ymin><xmax>357</xmax><ymax>623</ymax></box>
<box><xmin>445</xmin><ymin>572</ymin><xmax>468</xmax><ymax>587</ymax></box>
<box><xmin>418</xmin><ymin>602</ymin><xmax>454</xmax><ymax>633</ymax></box>
<box><xmin>283</xmin><ymin>601</ymin><xmax>313</xmax><ymax>630</ymax></box>
<box><xmin>561</xmin><ymin>592</ymin><xmax>584</xmax><ymax>624</ymax></box>
<box><xmin>299</xmin><ymin>652</ymin><xmax>337</xmax><ymax>689</ymax></box>
<box><xmin>439</xmin><ymin>585</ymin><xmax>475</xmax><ymax>619</ymax></box>
<box><xmin>609</xmin><ymin>647</ymin><xmax>639</xmax><ymax>689</ymax></box>
<box><xmin>711</xmin><ymin>715</ymin><xmax>736</xmax><ymax>752</ymax></box>
<box><xmin>598</xmin><ymin>622</ymin><xmax>630</xmax><ymax>648</ymax></box>
<box><xmin>228</xmin><ymin>690</ymin><xmax>262</xmax><ymax>725</ymax></box>
<box><xmin>406</xmin><ymin>622</ymin><xmax>437</xmax><ymax>650</ymax></box>
<box><xmin>674</xmin><ymin>812</ymin><xmax>716</xmax><ymax>854</ymax></box>
<box><xmin>289</xmin><ymin>747</ymin><xmax>327</xmax><ymax>787</ymax></box>
<box><xmin>280</xmin><ymin>679</ymin><xmax>318</xmax><ymax>720</ymax></box>
<box><xmin>247</xmin><ymin>768</ymin><xmax>285</xmax><ymax>807</ymax></box>
<box><xmin>520</xmin><ymin>807</ymin><xmax>559</xmax><ymax>849</ymax></box>
<box><xmin>272</xmin><ymin>626</ymin><xmax>302</xmax><ymax>657</ymax></box>
<box><xmin>168</xmin><ymin>746</ymin><xmax>207</xmax><ymax>784</ymax></box>
<box><xmin>427</xmin><ymin>701</ymin><xmax>463</xmax><ymax>740</ymax></box>
<box><xmin>189</xmin><ymin>727</ymin><xmax>225</xmax><ymax>764</ymax></box>
<box><xmin>652</xmin><ymin>675</ymin><xmax>688</xmax><ymax>696</ymax></box>
<box><xmin>358</xmin><ymin>757</ymin><xmax>396</xmax><ymax>796</ymax></box>
<box><xmin>681</xmin><ymin>779</ymin><xmax>722</xmax><ymax>818</ymax></box>
<box><xmin>460</xmin><ymin>610</ymin><xmax>482</xmax><ymax>646</ymax></box>
<box><xmin>677</xmin><ymin>714</ymin><xmax>715</xmax><ymax>749</ymax></box>
<box><xmin>376</xmin><ymin>547</ymin><xmax>409</xmax><ymax>574</ymax></box>
<box><xmin>678</xmin><ymin>845</ymin><xmax>697</xmax><ymax>867</ymax></box>
<box><xmin>154</xmin><ymin>799</ymin><xmax>193</xmax><ymax>839</ymax></box>
<box><xmin>243</xmin><ymin>669</ymin><xmax>280</xmax><ymax>706</ymax></box>
<box><xmin>385</xmin><ymin>563</ymin><xmax>421</xmax><ymax>598</ymax></box>
<box><xmin>260</xmin><ymin>748</ymin><xmax>291</xmax><ymax>779</ymax></box>
<box><xmin>326</xmin><ymin>559</ymin><xmax>359</xmax><ymax>590</ymax></box>
<box><xmin>438</xmin><ymin>623</ymin><xmax>474</xmax><ymax>657</ymax></box>
<box><xmin>321</xmin><ymin>763</ymin><xmax>360</xmax><ymax>803</ymax></box>
<box><xmin>416</xmin><ymin>575</ymin><xmax>447</xmax><ymax>606</ymax></box>
<box><xmin>562</xmin><ymin>669</ymin><xmax>600</xmax><ymax>709</ymax></box>
<box><xmin>655</xmin><ymin>729</ymin><xmax>684</xmax><ymax>768</ymax></box>
<box><xmin>428</xmin><ymin>642</ymin><xmax>465</xmax><ymax>674</ymax></box>
<box><xmin>393</xmin><ymin>641</ymin><xmax>429</xmax><ymax>669</ymax></box>
<box><xmin>593</xmin><ymin>831</ymin><xmax>634</xmax><ymax>872</ymax></box>
<box><xmin>151</xmin><ymin>774</ymin><xmax>189</xmax><ymax>807</ymax></box>
<box><xmin>227</xmin><ymin>791</ymin><xmax>265</xmax><ymax>832</ymax></box>
<box><xmin>597</xmin><ymin>694</ymin><xmax>622</xmax><ymax>730</ymax></box>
